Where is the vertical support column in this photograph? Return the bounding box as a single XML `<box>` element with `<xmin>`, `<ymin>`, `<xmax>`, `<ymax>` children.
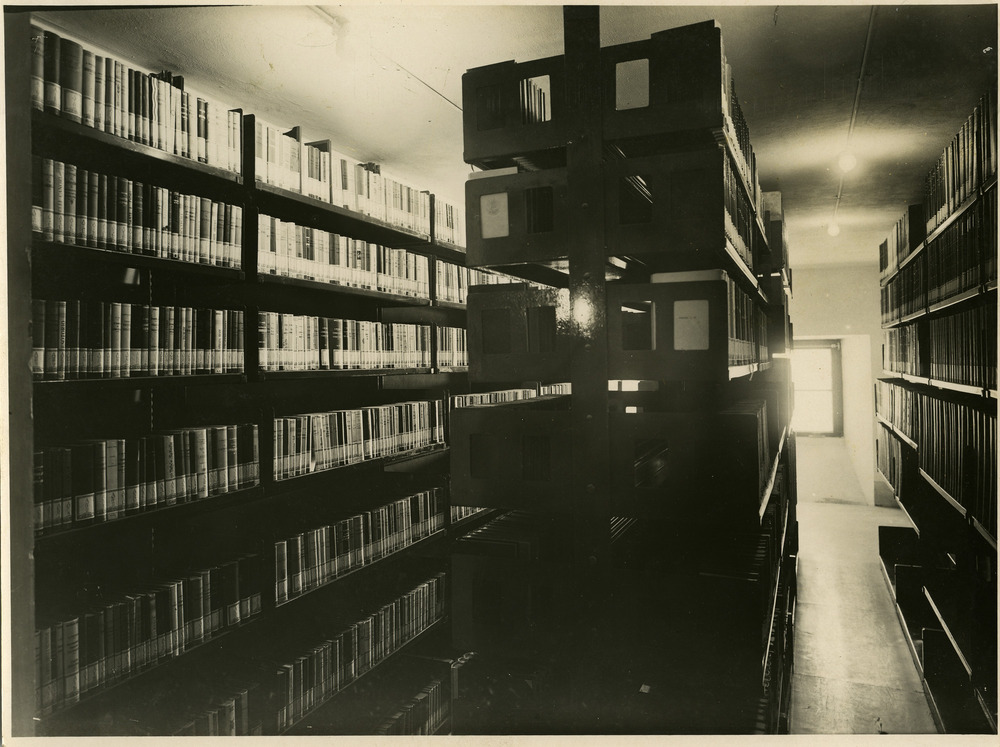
<box><xmin>563</xmin><ymin>7</ymin><xmax>610</xmax><ymax>579</ymax></box>
<box><xmin>4</xmin><ymin>9</ymin><xmax>37</xmax><ymax>736</ymax></box>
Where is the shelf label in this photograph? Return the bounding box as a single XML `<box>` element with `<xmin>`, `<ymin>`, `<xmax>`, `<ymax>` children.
<box><xmin>673</xmin><ymin>299</ymin><xmax>709</xmax><ymax>350</ymax></box>
<box><xmin>480</xmin><ymin>192</ymin><xmax>510</xmax><ymax>239</ymax></box>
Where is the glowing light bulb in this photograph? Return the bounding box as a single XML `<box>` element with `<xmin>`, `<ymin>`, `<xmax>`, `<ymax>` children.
<box><xmin>827</xmin><ymin>222</ymin><xmax>841</xmax><ymax>237</ymax></box>
<box><xmin>838</xmin><ymin>152</ymin><xmax>858</xmax><ymax>173</ymax></box>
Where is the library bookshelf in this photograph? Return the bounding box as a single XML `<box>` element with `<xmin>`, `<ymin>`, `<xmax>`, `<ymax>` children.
<box><xmin>447</xmin><ymin>9</ymin><xmax>798</xmax><ymax>734</ymax></box>
<box><xmin>4</xmin><ymin>9</ymin><xmax>503</xmax><ymax>736</ymax></box>
<box><xmin>875</xmin><ymin>92</ymin><xmax>997</xmax><ymax>734</ymax></box>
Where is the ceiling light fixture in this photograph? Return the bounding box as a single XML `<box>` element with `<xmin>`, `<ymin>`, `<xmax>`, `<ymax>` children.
<box><xmin>838</xmin><ymin>152</ymin><xmax>858</xmax><ymax>173</ymax></box>
<box><xmin>827</xmin><ymin>223</ymin><xmax>841</xmax><ymax>237</ymax></box>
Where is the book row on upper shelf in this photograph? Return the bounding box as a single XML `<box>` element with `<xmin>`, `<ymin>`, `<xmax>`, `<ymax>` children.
<box><xmin>33</xmin><ymin>424</ymin><xmax>259</xmax><ymax>535</ymax></box>
<box><xmin>879</xmin><ymin>93</ymin><xmax>997</xmax><ymax>282</ymax></box>
<box><xmin>32</xmin><ymin>27</ymin><xmax>241</xmax><ymax>171</ymax></box>
<box><xmin>882</xmin><ymin>301</ymin><xmax>997</xmax><ymax>390</ymax></box>
<box><xmin>34</xmin><ymin>156</ymin><xmax>244</xmax><ymax>269</ymax></box>
<box><xmin>272</xmin><ymin>400</ymin><xmax>445</xmax><ymax>483</ymax></box>
<box><xmin>32</xmin><ymin>300</ymin><xmax>244</xmax><ymax>382</ymax></box>
<box><xmin>31</xmin><ymin>26</ymin><xmax>464</xmax><ymax>245</ymax></box>
<box><xmin>880</xmin><ymin>188</ymin><xmax>997</xmax><ymax>317</ymax></box>
<box><xmin>274</xmin><ymin>488</ymin><xmax>446</xmax><ymax>605</ymax></box>
<box><xmin>37</xmin><ymin>551</ymin><xmax>264</xmax><ymax>718</ymax></box>
<box><xmin>876</xmin><ymin>379</ymin><xmax>997</xmax><ymax>537</ymax></box>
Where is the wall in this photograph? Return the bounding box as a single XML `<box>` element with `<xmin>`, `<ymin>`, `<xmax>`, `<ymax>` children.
<box><xmin>788</xmin><ymin>262</ymin><xmax>882</xmax><ymax>503</ymax></box>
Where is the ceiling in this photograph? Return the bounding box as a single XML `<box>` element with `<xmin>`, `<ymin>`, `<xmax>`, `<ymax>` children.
<box><xmin>27</xmin><ymin>3</ymin><xmax>998</xmax><ymax>268</ymax></box>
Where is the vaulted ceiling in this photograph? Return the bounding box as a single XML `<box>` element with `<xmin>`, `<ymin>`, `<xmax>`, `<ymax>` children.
<box><xmin>29</xmin><ymin>4</ymin><xmax>998</xmax><ymax>268</ymax></box>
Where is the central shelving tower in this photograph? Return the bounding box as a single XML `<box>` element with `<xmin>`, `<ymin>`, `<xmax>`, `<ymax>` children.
<box><xmin>448</xmin><ymin>8</ymin><xmax>798</xmax><ymax>733</ymax></box>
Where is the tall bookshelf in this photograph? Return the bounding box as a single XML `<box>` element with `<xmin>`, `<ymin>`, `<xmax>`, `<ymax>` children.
<box><xmin>447</xmin><ymin>9</ymin><xmax>798</xmax><ymax>733</ymax></box>
<box><xmin>876</xmin><ymin>92</ymin><xmax>997</xmax><ymax>734</ymax></box>
<box><xmin>4</xmin><ymin>9</ymin><xmax>494</xmax><ymax>736</ymax></box>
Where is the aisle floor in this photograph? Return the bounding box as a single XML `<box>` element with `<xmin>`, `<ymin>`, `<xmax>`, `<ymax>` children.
<box><xmin>789</xmin><ymin>437</ymin><xmax>937</xmax><ymax>735</ymax></box>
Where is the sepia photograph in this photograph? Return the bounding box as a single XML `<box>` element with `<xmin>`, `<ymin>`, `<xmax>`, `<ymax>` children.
<box><xmin>1</xmin><ymin>1</ymin><xmax>997</xmax><ymax>742</ymax></box>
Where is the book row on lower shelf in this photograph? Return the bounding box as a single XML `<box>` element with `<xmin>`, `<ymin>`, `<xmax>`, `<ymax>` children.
<box><xmin>32</xmin><ymin>26</ymin><xmax>241</xmax><ymax>171</ymax></box>
<box><xmin>882</xmin><ymin>300</ymin><xmax>997</xmax><ymax>390</ymax></box>
<box><xmin>274</xmin><ymin>488</ymin><xmax>446</xmax><ymax>605</ymax></box>
<box><xmin>876</xmin><ymin>421</ymin><xmax>903</xmax><ymax>495</ymax></box>
<box><xmin>33</xmin><ymin>423</ymin><xmax>259</xmax><ymax>534</ymax></box>
<box><xmin>374</xmin><ymin>678</ymin><xmax>448</xmax><ymax>736</ymax></box>
<box><xmin>35</xmin><ymin>569</ymin><xmax>446</xmax><ymax>735</ymax></box>
<box><xmin>876</xmin><ymin>378</ymin><xmax>997</xmax><ymax>535</ymax></box>
<box><xmin>32</xmin><ymin>300</ymin><xmax>245</xmax><ymax>381</ymax></box>
<box><xmin>265</xmin><ymin>572</ymin><xmax>446</xmax><ymax>734</ymax></box>
<box><xmin>30</xmin><ymin>26</ymin><xmax>467</xmax><ymax>247</ymax></box>
<box><xmin>36</xmin><ymin>552</ymin><xmax>264</xmax><ymax>718</ymax></box>
<box><xmin>33</xmin><ymin>156</ymin><xmax>244</xmax><ymax>269</ymax></box>
<box><xmin>272</xmin><ymin>400</ymin><xmax>445</xmax><ymax>482</ymax></box>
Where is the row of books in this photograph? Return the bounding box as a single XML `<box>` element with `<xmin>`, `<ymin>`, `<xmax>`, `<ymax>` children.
<box><xmin>33</xmin><ymin>157</ymin><xmax>243</xmax><ymax>268</ymax></box>
<box><xmin>882</xmin><ymin>324</ymin><xmax>920</xmax><ymax>377</ymax></box>
<box><xmin>880</xmin><ymin>259</ymin><xmax>925</xmax><ymax>325</ymax></box>
<box><xmin>924</xmin><ymin>92</ymin><xmax>996</xmax><ymax>235</ymax></box>
<box><xmin>436</xmin><ymin>326</ymin><xmax>468</xmax><ymax>369</ymax></box>
<box><xmin>31</xmin><ymin>300</ymin><xmax>245</xmax><ymax>380</ymax></box>
<box><xmin>435</xmin><ymin>260</ymin><xmax>516</xmax><ymax>304</ymax></box>
<box><xmin>926</xmin><ymin>192</ymin><xmax>995</xmax><ymax>305</ymax></box>
<box><xmin>916</xmin><ymin>391</ymin><xmax>997</xmax><ymax>533</ymax></box>
<box><xmin>273</xmin><ymin>400</ymin><xmax>445</xmax><ymax>481</ymax></box>
<box><xmin>274</xmin><ymin>489</ymin><xmax>445</xmax><ymax>604</ymax></box>
<box><xmin>257</xmin><ymin>313</ymin><xmax>432</xmax><ymax>372</ymax></box>
<box><xmin>876</xmin><ymin>421</ymin><xmax>903</xmax><ymax>495</ymax></box>
<box><xmin>927</xmin><ymin>302</ymin><xmax>997</xmax><ymax>390</ymax></box>
<box><xmin>519</xmin><ymin>76</ymin><xmax>549</xmax><ymax>125</ymax></box>
<box><xmin>32</xmin><ymin>27</ymin><xmax>242</xmax><ymax>172</ymax></box>
<box><xmin>35</xmin><ymin>553</ymin><xmax>263</xmax><ymax>717</ymax></box>
<box><xmin>722</xmin><ymin>149</ymin><xmax>757</xmax><ymax>270</ymax></box>
<box><xmin>375</xmin><ymin>678</ymin><xmax>448</xmax><ymax>735</ymax></box>
<box><xmin>131</xmin><ymin>679</ymin><xmax>262</xmax><ymax>736</ymax></box>
<box><xmin>450</xmin><ymin>505</ymin><xmax>490</xmax><ymax>523</ymax></box>
<box><xmin>540</xmin><ymin>383</ymin><xmax>571</xmax><ymax>396</ymax></box>
<box><xmin>876</xmin><ymin>379</ymin><xmax>916</xmax><ymax>441</ymax></box>
<box><xmin>878</xmin><ymin>206</ymin><xmax>922</xmax><ymax>281</ymax></box>
<box><xmin>434</xmin><ymin>197</ymin><xmax>465</xmax><ymax>247</ymax></box>
<box><xmin>724</xmin><ymin>77</ymin><xmax>764</xmax><ymax>216</ymax></box>
<box><xmin>451</xmin><ymin>388</ymin><xmax>538</xmax><ymax>408</ymax></box>
<box><xmin>263</xmin><ymin>573</ymin><xmax>446</xmax><ymax>732</ymax></box>
<box><xmin>33</xmin><ymin>424</ymin><xmax>259</xmax><ymax>533</ymax></box>
<box><xmin>253</xmin><ymin>119</ymin><xmax>433</xmax><ymax>236</ymax></box>
<box><xmin>258</xmin><ymin>215</ymin><xmax>430</xmax><ymax>299</ymax></box>
<box><xmin>727</xmin><ymin>272</ymin><xmax>769</xmax><ymax>365</ymax></box>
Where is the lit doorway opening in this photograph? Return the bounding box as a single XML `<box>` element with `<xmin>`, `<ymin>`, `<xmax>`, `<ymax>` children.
<box><xmin>791</xmin><ymin>339</ymin><xmax>843</xmax><ymax>436</ymax></box>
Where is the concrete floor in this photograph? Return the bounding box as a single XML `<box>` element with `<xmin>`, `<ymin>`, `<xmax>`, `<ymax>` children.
<box><xmin>789</xmin><ymin>436</ymin><xmax>938</xmax><ymax>735</ymax></box>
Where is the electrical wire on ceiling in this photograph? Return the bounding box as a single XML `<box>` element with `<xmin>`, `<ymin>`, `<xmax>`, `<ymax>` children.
<box><xmin>310</xmin><ymin>5</ymin><xmax>462</xmax><ymax>112</ymax></box>
<box><xmin>832</xmin><ymin>5</ymin><xmax>877</xmax><ymax>227</ymax></box>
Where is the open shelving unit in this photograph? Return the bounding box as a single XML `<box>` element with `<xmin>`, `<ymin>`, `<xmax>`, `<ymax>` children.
<box><xmin>875</xmin><ymin>92</ymin><xmax>997</xmax><ymax>735</ymax></box>
<box><xmin>3</xmin><ymin>9</ymin><xmax>498</xmax><ymax>736</ymax></box>
<box><xmin>445</xmin><ymin>9</ymin><xmax>798</xmax><ymax>734</ymax></box>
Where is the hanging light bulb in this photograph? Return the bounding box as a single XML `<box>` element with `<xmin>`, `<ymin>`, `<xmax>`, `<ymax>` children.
<box><xmin>827</xmin><ymin>222</ymin><xmax>841</xmax><ymax>237</ymax></box>
<box><xmin>838</xmin><ymin>152</ymin><xmax>858</xmax><ymax>173</ymax></box>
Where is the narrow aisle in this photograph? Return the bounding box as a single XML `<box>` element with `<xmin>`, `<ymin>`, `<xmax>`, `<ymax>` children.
<box><xmin>789</xmin><ymin>437</ymin><xmax>937</xmax><ymax>735</ymax></box>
